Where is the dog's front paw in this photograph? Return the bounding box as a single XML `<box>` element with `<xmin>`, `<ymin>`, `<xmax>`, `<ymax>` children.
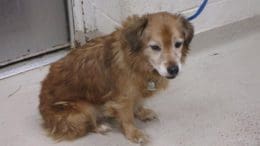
<box><xmin>135</xmin><ymin>108</ymin><xmax>158</xmax><ymax>122</ymax></box>
<box><xmin>125</xmin><ymin>128</ymin><xmax>149</xmax><ymax>144</ymax></box>
<box><xmin>94</xmin><ymin>124</ymin><xmax>112</xmax><ymax>134</ymax></box>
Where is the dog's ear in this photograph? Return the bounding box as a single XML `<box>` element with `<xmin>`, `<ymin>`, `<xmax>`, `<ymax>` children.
<box><xmin>123</xmin><ymin>15</ymin><xmax>148</xmax><ymax>51</ymax></box>
<box><xmin>177</xmin><ymin>15</ymin><xmax>194</xmax><ymax>63</ymax></box>
<box><xmin>178</xmin><ymin>15</ymin><xmax>194</xmax><ymax>46</ymax></box>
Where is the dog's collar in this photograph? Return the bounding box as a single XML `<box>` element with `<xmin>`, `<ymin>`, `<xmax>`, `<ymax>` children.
<box><xmin>147</xmin><ymin>81</ymin><xmax>156</xmax><ymax>91</ymax></box>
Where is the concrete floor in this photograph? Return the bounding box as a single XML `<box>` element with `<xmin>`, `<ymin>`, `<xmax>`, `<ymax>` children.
<box><xmin>0</xmin><ymin>17</ymin><xmax>260</xmax><ymax>146</ymax></box>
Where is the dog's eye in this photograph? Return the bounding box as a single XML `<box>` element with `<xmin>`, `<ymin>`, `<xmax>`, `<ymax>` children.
<box><xmin>175</xmin><ymin>42</ymin><xmax>183</xmax><ymax>48</ymax></box>
<box><xmin>150</xmin><ymin>45</ymin><xmax>161</xmax><ymax>51</ymax></box>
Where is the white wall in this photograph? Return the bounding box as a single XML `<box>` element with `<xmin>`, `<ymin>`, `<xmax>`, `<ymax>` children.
<box><xmin>73</xmin><ymin>0</ymin><xmax>260</xmax><ymax>38</ymax></box>
<box><xmin>251</xmin><ymin>0</ymin><xmax>260</xmax><ymax>15</ymax></box>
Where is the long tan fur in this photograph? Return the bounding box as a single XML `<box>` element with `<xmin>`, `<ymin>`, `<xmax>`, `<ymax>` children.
<box><xmin>39</xmin><ymin>12</ymin><xmax>194</xmax><ymax>144</ymax></box>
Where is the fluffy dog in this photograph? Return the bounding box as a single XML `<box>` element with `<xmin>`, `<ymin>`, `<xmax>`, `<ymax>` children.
<box><xmin>39</xmin><ymin>12</ymin><xmax>194</xmax><ymax>144</ymax></box>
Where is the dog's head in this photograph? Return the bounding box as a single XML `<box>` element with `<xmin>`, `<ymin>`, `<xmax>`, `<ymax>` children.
<box><xmin>123</xmin><ymin>12</ymin><xmax>194</xmax><ymax>79</ymax></box>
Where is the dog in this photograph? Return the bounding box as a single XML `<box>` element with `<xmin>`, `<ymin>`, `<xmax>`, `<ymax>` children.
<box><xmin>39</xmin><ymin>12</ymin><xmax>194</xmax><ymax>144</ymax></box>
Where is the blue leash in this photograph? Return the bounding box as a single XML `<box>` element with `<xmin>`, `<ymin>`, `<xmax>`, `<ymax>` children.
<box><xmin>187</xmin><ymin>0</ymin><xmax>208</xmax><ymax>21</ymax></box>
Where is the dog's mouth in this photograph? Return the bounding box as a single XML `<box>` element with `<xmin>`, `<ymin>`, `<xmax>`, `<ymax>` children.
<box><xmin>166</xmin><ymin>75</ymin><xmax>177</xmax><ymax>79</ymax></box>
<box><xmin>153</xmin><ymin>69</ymin><xmax>178</xmax><ymax>79</ymax></box>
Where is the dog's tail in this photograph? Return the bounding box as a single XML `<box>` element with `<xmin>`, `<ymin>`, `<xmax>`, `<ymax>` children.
<box><xmin>39</xmin><ymin>100</ymin><xmax>97</xmax><ymax>140</ymax></box>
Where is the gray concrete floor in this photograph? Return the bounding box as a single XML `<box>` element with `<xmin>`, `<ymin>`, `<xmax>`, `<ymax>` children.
<box><xmin>0</xmin><ymin>17</ymin><xmax>260</xmax><ymax>146</ymax></box>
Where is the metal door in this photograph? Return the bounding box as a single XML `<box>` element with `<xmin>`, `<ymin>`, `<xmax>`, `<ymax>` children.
<box><xmin>0</xmin><ymin>0</ymin><xmax>69</xmax><ymax>66</ymax></box>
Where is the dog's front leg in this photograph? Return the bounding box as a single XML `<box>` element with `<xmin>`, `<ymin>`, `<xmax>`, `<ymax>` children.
<box><xmin>135</xmin><ymin>106</ymin><xmax>158</xmax><ymax>122</ymax></box>
<box><xmin>105</xmin><ymin>98</ymin><xmax>148</xmax><ymax>144</ymax></box>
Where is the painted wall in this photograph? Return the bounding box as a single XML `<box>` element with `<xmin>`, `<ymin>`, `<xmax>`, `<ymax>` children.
<box><xmin>73</xmin><ymin>0</ymin><xmax>260</xmax><ymax>38</ymax></box>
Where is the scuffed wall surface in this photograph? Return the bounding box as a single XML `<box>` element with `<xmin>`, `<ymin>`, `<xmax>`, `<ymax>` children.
<box><xmin>188</xmin><ymin>0</ymin><xmax>253</xmax><ymax>33</ymax></box>
<box><xmin>118</xmin><ymin>0</ymin><xmax>211</xmax><ymax>19</ymax></box>
<box><xmin>73</xmin><ymin>0</ymin><xmax>260</xmax><ymax>36</ymax></box>
<box><xmin>251</xmin><ymin>0</ymin><xmax>260</xmax><ymax>15</ymax></box>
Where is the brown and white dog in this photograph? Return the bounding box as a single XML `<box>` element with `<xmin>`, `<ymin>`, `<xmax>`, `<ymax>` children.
<box><xmin>39</xmin><ymin>12</ymin><xmax>194</xmax><ymax>144</ymax></box>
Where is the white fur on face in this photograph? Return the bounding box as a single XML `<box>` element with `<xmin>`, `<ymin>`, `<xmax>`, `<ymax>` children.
<box><xmin>174</xmin><ymin>39</ymin><xmax>184</xmax><ymax>73</ymax></box>
<box><xmin>144</xmin><ymin>40</ymin><xmax>183</xmax><ymax>77</ymax></box>
<box><xmin>155</xmin><ymin>61</ymin><xmax>169</xmax><ymax>77</ymax></box>
<box><xmin>144</xmin><ymin>41</ymin><xmax>166</xmax><ymax>76</ymax></box>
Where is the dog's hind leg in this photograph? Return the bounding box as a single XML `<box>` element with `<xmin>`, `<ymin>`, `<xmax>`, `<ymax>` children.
<box><xmin>39</xmin><ymin>100</ymin><xmax>98</xmax><ymax>140</ymax></box>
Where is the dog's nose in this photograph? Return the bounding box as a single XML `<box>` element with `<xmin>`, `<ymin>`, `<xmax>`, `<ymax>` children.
<box><xmin>167</xmin><ymin>65</ymin><xmax>179</xmax><ymax>76</ymax></box>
